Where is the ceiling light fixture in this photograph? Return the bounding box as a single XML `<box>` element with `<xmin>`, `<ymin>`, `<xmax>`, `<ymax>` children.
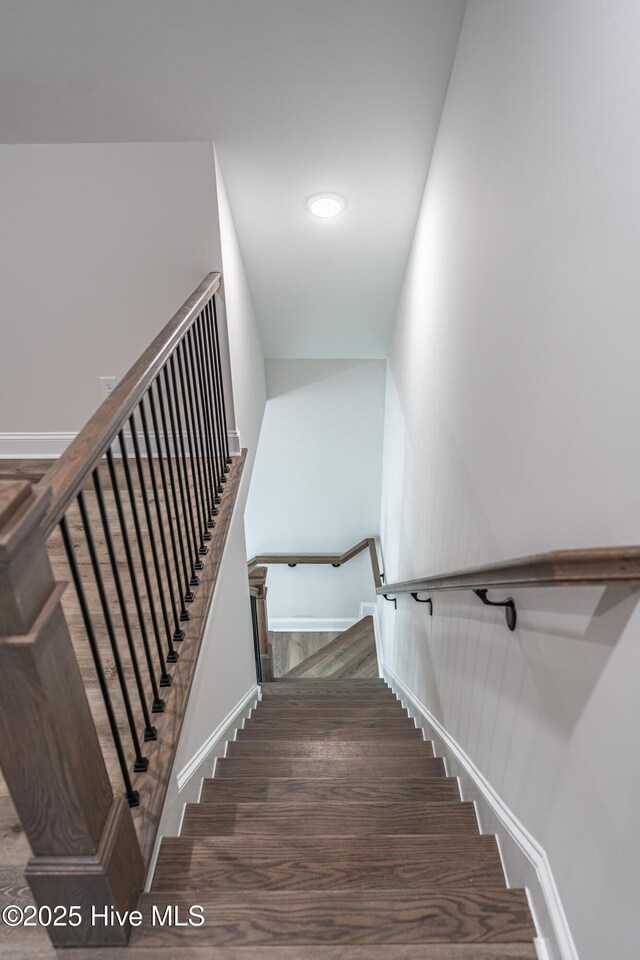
<box><xmin>306</xmin><ymin>193</ymin><xmax>346</xmax><ymax>218</ymax></box>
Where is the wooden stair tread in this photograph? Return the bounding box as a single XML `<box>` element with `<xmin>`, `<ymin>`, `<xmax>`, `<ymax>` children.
<box><xmin>244</xmin><ymin>717</ymin><xmax>415</xmax><ymax>730</ymax></box>
<box><xmin>237</xmin><ymin>723</ymin><xmax>421</xmax><ymax>741</ymax></box>
<box><xmin>226</xmin><ymin>740</ymin><xmax>435</xmax><ymax>758</ymax></box>
<box><xmin>181</xmin><ymin>801</ymin><xmax>479</xmax><ymax>837</ymax></box>
<box><xmin>134</xmin><ymin>889</ymin><xmax>535</xmax><ymax>946</ymax></box>
<box><xmin>253</xmin><ymin>705</ymin><xmax>408</xmax><ymax>717</ymax></box>
<box><xmin>152</xmin><ymin>835</ymin><xmax>505</xmax><ymax>892</ymax></box>
<box><xmin>77</xmin><ymin>946</ymin><xmax>538</xmax><ymax>959</ymax></box>
<box><xmin>215</xmin><ymin>758</ymin><xmax>446</xmax><ymax>778</ymax></box>
<box><xmin>200</xmin><ymin>776</ymin><xmax>460</xmax><ymax>803</ymax></box>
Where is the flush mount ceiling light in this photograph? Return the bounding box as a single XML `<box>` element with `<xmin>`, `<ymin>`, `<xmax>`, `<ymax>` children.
<box><xmin>306</xmin><ymin>193</ymin><xmax>346</xmax><ymax>218</ymax></box>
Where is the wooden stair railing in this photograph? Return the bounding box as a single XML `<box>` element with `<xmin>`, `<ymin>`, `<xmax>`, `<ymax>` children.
<box><xmin>249</xmin><ymin>536</ymin><xmax>383</xmax><ymax>589</ymax></box>
<box><xmin>0</xmin><ymin>272</ymin><xmax>244</xmax><ymax>947</ymax></box>
<box><xmin>378</xmin><ymin>546</ymin><xmax>640</xmax><ymax>630</ymax></box>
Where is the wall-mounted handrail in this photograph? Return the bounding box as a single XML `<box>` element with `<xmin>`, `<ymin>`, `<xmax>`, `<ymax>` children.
<box><xmin>376</xmin><ymin>546</ymin><xmax>640</xmax><ymax>594</ymax></box>
<box><xmin>248</xmin><ymin>537</ymin><xmax>383</xmax><ymax>590</ymax></box>
<box><xmin>40</xmin><ymin>272</ymin><xmax>222</xmax><ymax>538</ymax></box>
<box><xmin>378</xmin><ymin>546</ymin><xmax>640</xmax><ymax>630</ymax></box>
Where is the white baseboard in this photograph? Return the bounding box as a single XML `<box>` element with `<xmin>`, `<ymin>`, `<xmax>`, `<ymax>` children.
<box><xmin>382</xmin><ymin>663</ymin><xmax>577</xmax><ymax>960</ymax></box>
<box><xmin>145</xmin><ymin>682</ymin><xmax>260</xmax><ymax>891</ymax></box>
<box><xmin>176</xmin><ymin>683</ymin><xmax>259</xmax><ymax>789</ymax></box>
<box><xmin>0</xmin><ymin>432</ymin><xmax>76</xmax><ymax>458</ymax></box>
<box><xmin>0</xmin><ymin>430</ymin><xmax>241</xmax><ymax>460</ymax></box>
<box><xmin>268</xmin><ymin>617</ymin><xmax>358</xmax><ymax>633</ymax></box>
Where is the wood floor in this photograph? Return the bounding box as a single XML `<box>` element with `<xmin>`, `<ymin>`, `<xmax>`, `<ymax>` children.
<box><xmin>278</xmin><ymin>617</ymin><xmax>378</xmax><ymax>679</ymax></box>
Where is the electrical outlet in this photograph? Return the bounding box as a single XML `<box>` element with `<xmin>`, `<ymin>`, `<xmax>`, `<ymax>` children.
<box><xmin>100</xmin><ymin>376</ymin><xmax>117</xmax><ymax>400</ymax></box>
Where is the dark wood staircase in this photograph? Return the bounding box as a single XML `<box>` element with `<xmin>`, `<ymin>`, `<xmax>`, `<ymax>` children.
<box><xmin>138</xmin><ymin>678</ymin><xmax>537</xmax><ymax>957</ymax></box>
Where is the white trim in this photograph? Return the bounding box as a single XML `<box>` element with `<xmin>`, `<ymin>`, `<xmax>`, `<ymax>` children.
<box><xmin>228</xmin><ymin>429</ymin><xmax>242</xmax><ymax>456</ymax></box>
<box><xmin>382</xmin><ymin>662</ymin><xmax>578</xmax><ymax>960</ymax></box>
<box><xmin>359</xmin><ymin>600</ymin><xmax>383</xmax><ymax>677</ymax></box>
<box><xmin>268</xmin><ymin>616</ymin><xmax>358</xmax><ymax>633</ymax></box>
<box><xmin>0</xmin><ymin>429</ymin><xmax>242</xmax><ymax>459</ymax></box>
<box><xmin>175</xmin><ymin>683</ymin><xmax>259</xmax><ymax>790</ymax></box>
<box><xmin>145</xmin><ymin>682</ymin><xmax>260</xmax><ymax>891</ymax></box>
<box><xmin>0</xmin><ymin>432</ymin><xmax>76</xmax><ymax>458</ymax></box>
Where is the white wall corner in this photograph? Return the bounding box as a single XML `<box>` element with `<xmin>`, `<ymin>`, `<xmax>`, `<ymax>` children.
<box><xmin>145</xmin><ymin>682</ymin><xmax>259</xmax><ymax>890</ymax></box>
<box><xmin>227</xmin><ymin>429</ymin><xmax>242</xmax><ymax>456</ymax></box>
<box><xmin>381</xmin><ymin>662</ymin><xmax>578</xmax><ymax>960</ymax></box>
<box><xmin>359</xmin><ymin>600</ymin><xmax>383</xmax><ymax>677</ymax></box>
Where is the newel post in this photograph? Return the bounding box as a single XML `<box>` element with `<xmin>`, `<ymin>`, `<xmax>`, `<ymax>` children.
<box><xmin>0</xmin><ymin>481</ymin><xmax>144</xmax><ymax>946</ymax></box>
<box><xmin>249</xmin><ymin>566</ymin><xmax>271</xmax><ymax>681</ymax></box>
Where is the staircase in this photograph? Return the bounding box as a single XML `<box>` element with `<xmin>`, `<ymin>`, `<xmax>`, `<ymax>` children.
<box><xmin>282</xmin><ymin>615</ymin><xmax>378</xmax><ymax>678</ymax></box>
<box><xmin>137</xmin><ymin>678</ymin><xmax>536</xmax><ymax>956</ymax></box>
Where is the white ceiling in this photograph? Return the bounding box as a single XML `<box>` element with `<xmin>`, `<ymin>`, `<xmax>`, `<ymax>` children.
<box><xmin>0</xmin><ymin>1</ymin><xmax>465</xmax><ymax>358</ymax></box>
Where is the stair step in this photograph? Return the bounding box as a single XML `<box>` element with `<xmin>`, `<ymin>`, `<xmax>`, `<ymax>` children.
<box><xmin>260</xmin><ymin>682</ymin><xmax>392</xmax><ymax>698</ymax></box>
<box><xmin>226</xmin><ymin>739</ymin><xmax>435</xmax><ymax>759</ymax></box>
<box><xmin>135</xmin><ymin>889</ymin><xmax>535</xmax><ymax>945</ymax></box>
<box><xmin>152</xmin><ymin>835</ymin><xmax>505</xmax><ymax>892</ymax></box>
<box><xmin>110</xmin><ymin>945</ymin><xmax>539</xmax><ymax>959</ymax></box>
<box><xmin>181</xmin><ymin>801</ymin><xmax>478</xmax><ymax>837</ymax></box>
<box><xmin>238</xmin><ymin>720</ymin><xmax>420</xmax><ymax>740</ymax></box>
<box><xmin>245</xmin><ymin>716</ymin><xmax>415</xmax><ymax>729</ymax></box>
<box><xmin>215</xmin><ymin>758</ymin><xmax>446</xmax><ymax>779</ymax></box>
<box><xmin>253</xmin><ymin>704</ymin><xmax>408</xmax><ymax>718</ymax></box>
<box><xmin>201</xmin><ymin>777</ymin><xmax>460</xmax><ymax>804</ymax></box>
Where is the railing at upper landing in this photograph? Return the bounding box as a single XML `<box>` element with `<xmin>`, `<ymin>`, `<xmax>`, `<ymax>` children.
<box><xmin>0</xmin><ymin>272</ymin><xmax>242</xmax><ymax>947</ymax></box>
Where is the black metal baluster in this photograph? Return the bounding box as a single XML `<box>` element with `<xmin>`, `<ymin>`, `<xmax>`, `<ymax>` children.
<box><xmin>151</xmin><ymin>377</ymin><xmax>193</xmax><ymax>603</ymax></box>
<box><xmin>181</xmin><ymin>335</ymin><xmax>213</xmax><ymax>538</ymax></box>
<box><xmin>128</xmin><ymin>412</ymin><xmax>179</xmax><ymax>662</ymax></box>
<box><xmin>168</xmin><ymin>354</ymin><xmax>205</xmax><ymax>571</ymax></box>
<box><xmin>138</xmin><ymin>397</ymin><xmax>185</xmax><ymax>641</ymax></box>
<box><xmin>162</xmin><ymin>363</ymin><xmax>201</xmax><ymax>585</ymax></box>
<box><xmin>117</xmin><ymin>431</ymin><xmax>172</xmax><ymax>687</ymax></box>
<box><xmin>76</xmin><ymin>490</ymin><xmax>148</xmax><ymax>772</ymax></box>
<box><xmin>146</xmin><ymin>386</ymin><xmax>190</xmax><ymax>627</ymax></box>
<box><xmin>186</xmin><ymin>325</ymin><xmax>216</xmax><ymax>523</ymax></box>
<box><xmin>105</xmin><ymin>448</ymin><xmax>165</xmax><ymax>712</ymax></box>
<box><xmin>194</xmin><ymin>313</ymin><xmax>221</xmax><ymax>511</ymax></box>
<box><xmin>92</xmin><ymin>467</ymin><xmax>157</xmax><ymax>741</ymax></box>
<box><xmin>175</xmin><ymin>343</ymin><xmax>208</xmax><ymax>552</ymax></box>
<box><xmin>212</xmin><ymin>295</ymin><xmax>232</xmax><ymax>468</ymax></box>
<box><xmin>202</xmin><ymin>299</ymin><xmax>226</xmax><ymax>491</ymax></box>
<box><xmin>59</xmin><ymin>515</ymin><xmax>139</xmax><ymax>806</ymax></box>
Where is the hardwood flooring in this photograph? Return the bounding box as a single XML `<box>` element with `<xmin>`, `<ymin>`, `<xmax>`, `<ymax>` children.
<box><xmin>279</xmin><ymin>617</ymin><xmax>378</xmax><ymax>679</ymax></box>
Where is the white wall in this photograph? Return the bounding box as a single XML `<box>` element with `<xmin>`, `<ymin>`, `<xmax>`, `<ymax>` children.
<box><xmin>152</xmin><ymin>461</ymin><xmax>259</xmax><ymax>855</ymax></box>
<box><xmin>244</xmin><ymin>359</ymin><xmax>385</xmax><ymax>621</ymax></box>
<box><xmin>214</xmin><ymin>150</ymin><xmax>267</xmax><ymax>473</ymax></box>
<box><xmin>0</xmin><ymin>142</ymin><xmax>221</xmax><ymax>434</ymax></box>
<box><xmin>379</xmin><ymin>3</ymin><xmax>640</xmax><ymax>959</ymax></box>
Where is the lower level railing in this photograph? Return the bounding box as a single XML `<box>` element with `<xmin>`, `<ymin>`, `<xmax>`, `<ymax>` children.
<box><xmin>0</xmin><ymin>272</ymin><xmax>243</xmax><ymax>947</ymax></box>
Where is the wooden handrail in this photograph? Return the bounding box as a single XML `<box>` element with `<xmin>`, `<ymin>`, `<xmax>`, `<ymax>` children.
<box><xmin>248</xmin><ymin>537</ymin><xmax>383</xmax><ymax>590</ymax></box>
<box><xmin>377</xmin><ymin>545</ymin><xmax>640</xmax><ymax>595</ymax></box>
<box><xmin>40</xmin><ymin>272</ymin><xmax>221</xmax><ymax>537</ymax></box>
